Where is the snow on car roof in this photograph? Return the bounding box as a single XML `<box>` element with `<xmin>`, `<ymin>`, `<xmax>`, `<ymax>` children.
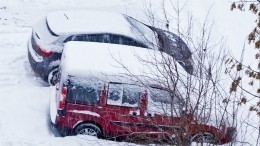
<box><xmin>61</xmin><ymin>41</ymin><xmax>187</xmax><ymax>85</ymax></box>
<box><xmin>47</xmin><ymin>10</ymin><xmax>135</xmax><ymax>38</ymax></box>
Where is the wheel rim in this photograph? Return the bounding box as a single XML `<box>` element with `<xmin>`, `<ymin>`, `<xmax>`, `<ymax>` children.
<box><xmin>48</xmin><ymin>68</ymin><xmax>59</xmax><ymax>86</ymax></box>
<box><xmin>191</xmin><ymin>133</ymin><xmax>215</xmax><ymax>143</ymax></box>
<box><xmin>78</xmin><ymin>128</ymin><xmax>98</xmax><ymax>136</ymax></box>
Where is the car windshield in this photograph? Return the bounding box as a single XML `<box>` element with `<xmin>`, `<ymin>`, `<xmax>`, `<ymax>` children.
<box><xmin>147</xmin><ymin>87</ymin><xmax>184</xmax><ymax>116</ymax></box>
<box><xmin>66</xmin><ymin>77</ymin><xmax>102</xmax><ymax>104</ymax></box>
<box><xmin>124</xmin><ymin>16</ymin><xmax>158</xmax><ymax>49</ymax></box>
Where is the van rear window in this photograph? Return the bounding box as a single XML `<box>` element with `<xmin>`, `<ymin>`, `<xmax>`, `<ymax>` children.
<box><xmin>66</xmin><ymin>77</ymin><xmax>101</xmax><ymax>104</ymax></box>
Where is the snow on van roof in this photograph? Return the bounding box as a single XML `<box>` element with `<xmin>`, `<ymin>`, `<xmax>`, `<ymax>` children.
<box><xmin>61</xmin><ymin>41</ymin><xmax>187</xmax><ymax>84</ymax></box>
<box><xmin>47</xmin><ymin>10</ymin><xmax>134</xmax><ymax>38</ymax></box>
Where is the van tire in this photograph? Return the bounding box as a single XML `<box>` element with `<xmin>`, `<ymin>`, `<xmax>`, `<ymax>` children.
<box><xmin>74</xmin><ymin>123</ymin><xmax>102</xmax><ymax>138</ymax></box>
<box><xmin>190</xmin><ymin>132</ymin><xmax>216</xmax><ymax>144</ymax></box>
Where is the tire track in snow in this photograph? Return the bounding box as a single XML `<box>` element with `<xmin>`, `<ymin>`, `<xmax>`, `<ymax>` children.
<box><xmin>0</xmin><ymin>25</ymin><xmax>42</xmax><ymax>86</ymax></box>
<box><xmin>0</xmin><ymin>119</ymin><xmax>2</xmax><ymax>139</ymax></box>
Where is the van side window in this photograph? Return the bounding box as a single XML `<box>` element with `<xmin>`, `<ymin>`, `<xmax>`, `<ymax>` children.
<box><xmin>107</xmin><ymin>83</ymin><xmax>140</xmax><ymax>107</ymax></box>
<box><xmin>147</xmin><ymin>87</ymin><xmax>183</xmax><ymax>116</ymax></box>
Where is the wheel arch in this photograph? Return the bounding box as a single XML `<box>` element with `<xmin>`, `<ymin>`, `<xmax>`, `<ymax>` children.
<box><xmin>47</xmin><ymin>66</ymin><xmax>60</xmax><ymax>85</ymax></box>
<box><xmin>73</xmin><ymin>121</ymin><xmax>104</xmax><ymax>136</ymax></box>
<box><xmin>190</xmin><ymin>131</ymin><xmax>219</xmax><ymax>144</ymax></box>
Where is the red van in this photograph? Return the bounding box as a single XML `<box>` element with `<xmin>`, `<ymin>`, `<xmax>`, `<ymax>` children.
<box><xmin>49</xmin><ymin>42</ymin><xmax>236</xmax><ymax>144</ymax></box>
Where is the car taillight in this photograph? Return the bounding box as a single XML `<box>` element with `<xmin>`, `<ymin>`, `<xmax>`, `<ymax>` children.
<box><xmin>35</xmin><ymin>44</ymin><xmax>53</xmax><ymax>57</ymax></box>
<box><xmin>58</xmin><ymin>87</ymin><xmax>67</xmax><ymax>110</ymax></box>
<box><xmin>31</xmin><ymin>34</ymin><xmax>53</xmax><ymax>57</ymax></box>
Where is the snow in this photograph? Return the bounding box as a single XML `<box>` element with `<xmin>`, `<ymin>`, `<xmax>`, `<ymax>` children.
<box><xmin>49</xmin><ymin>86</ymin><xmax>57</xmax><ymax>124</ymax></box>
<box><xmin>47</xmin><ymin>10</ymin><xmax>133</xmax><ymax>37</ymax></box>
<box><xmin>107</xmin><ymin>100</ymin><xmax>139</xmax><ymax>108</ymax></box>
<box><xmin>33</xmin><ymin>17</ymin><xmax>58</xmax><ymax>43</ymax></box>
<box><xmin>0</xmin><ymin>0</ymin><xmax>258</xmax><ymax>145</ymax></box>
<box><xmin>67</xmin><ymin>110</ymin><xmax>101</xmax><ymax>117</ymax></box>
<box><xmin>61</xmin><ymin>41</ymin><xmax>187</xmax><ymax>84</ymax></box>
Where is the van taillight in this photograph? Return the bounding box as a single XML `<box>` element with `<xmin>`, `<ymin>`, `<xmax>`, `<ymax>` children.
<box><xmin>36</xmin><ymin>44</ymin><xmax>53</xmax><ymax>57</ymax></box>
<box><xmin>58</xmin><ymin>87</ymin><xmax>67</xmax><ymax>110</ymax></box>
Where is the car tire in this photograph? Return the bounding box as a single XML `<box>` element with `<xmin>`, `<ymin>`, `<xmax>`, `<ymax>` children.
<box><xmin>48</xmin><ymin>68</ymin><xmax>59</xmax><ymax>86</ymax></box>
<box><xmin>74</xmin><ymin>123</ymin><xmax>102</xmax><ymax>138</ymax></box>
<box><xmin>190</xmin><ymin>132</ymin><xmax>216</xmax><ymax>144</ymax></box>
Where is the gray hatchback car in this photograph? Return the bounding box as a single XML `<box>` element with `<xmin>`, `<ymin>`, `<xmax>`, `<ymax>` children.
<box><xmin>28</xmin><ymin>10</ymin><xmax>193</xmax><ymax>85</ymax></box>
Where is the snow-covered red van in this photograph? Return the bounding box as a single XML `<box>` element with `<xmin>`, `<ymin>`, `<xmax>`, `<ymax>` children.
<box><xmin>49</xmin><ymin>42</ymin><xmax>236</xmax><ymax>144</ymax></box>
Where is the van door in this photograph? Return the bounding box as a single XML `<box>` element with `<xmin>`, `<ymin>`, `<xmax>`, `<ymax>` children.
<box><xmin>104</xmin><ymin>82</ymin><xmax>144</xmax><ymax>138</ymax></box>
<box><xmin>144</xmin><ymin>87</ymin><xmax>185</xmax><ymax>140</ymax></box>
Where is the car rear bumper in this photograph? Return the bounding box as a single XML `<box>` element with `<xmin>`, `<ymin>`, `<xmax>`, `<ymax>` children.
<box><xmin>27</xmin><ymin>39</ymin><xmax>60</xmax><ymax>82</ymax></box>
<box><xmin>28</xmin><ymin>47</ymin><xmax>47</xmax><ymax>81</ymax></box>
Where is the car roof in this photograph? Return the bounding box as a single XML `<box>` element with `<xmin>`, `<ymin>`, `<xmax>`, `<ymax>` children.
<box><xmin>47</xmin><ymin>10</ymin><xmax>135</xmax><ymax>38</ymax></box>
<box><xmin>61</xmin><ymin>41</ymin><xmax>187</xmax><ymax>85</ymax></box>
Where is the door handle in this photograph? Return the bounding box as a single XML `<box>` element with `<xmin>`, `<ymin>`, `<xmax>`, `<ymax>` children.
<box><xmin>130</xmin><ymin>112</ymin><xmax>137</xmax><ymax>116</ymax></box>
<box><xmin>129</xmin><ymin>111</ymin><xmax>139</xmax><ymax>116</ymax></box>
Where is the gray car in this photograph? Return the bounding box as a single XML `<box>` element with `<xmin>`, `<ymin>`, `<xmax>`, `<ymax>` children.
<box><xmin>28</xmin><ymin>10</ymin><xmax>193</xmax><ymax>85</ymax></box>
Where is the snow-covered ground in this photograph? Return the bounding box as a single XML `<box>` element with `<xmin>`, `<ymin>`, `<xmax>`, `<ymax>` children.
<box><xmin>0</xmin><ymin>0</ymin><xmax>258</xmax><ymax>145</ymax></box>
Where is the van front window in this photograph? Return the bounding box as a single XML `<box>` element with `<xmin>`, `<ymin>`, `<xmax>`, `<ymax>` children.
<box><xmin>147</xmin><ymin>87</ymin><xmax>183</xmax><ymax>116</ymax></box>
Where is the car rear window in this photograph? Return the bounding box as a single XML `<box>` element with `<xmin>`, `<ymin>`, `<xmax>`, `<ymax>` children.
<box><xmin>66</xmin><ymin>77</ymin><xmax>102</xmax><ymax>104</ymax></box>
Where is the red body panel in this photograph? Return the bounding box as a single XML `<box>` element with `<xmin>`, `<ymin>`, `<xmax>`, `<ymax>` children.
<box><xmin>54</xmin><ymin>86</ymin><xmax>235</xmax><ymax>144</ymax></box>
